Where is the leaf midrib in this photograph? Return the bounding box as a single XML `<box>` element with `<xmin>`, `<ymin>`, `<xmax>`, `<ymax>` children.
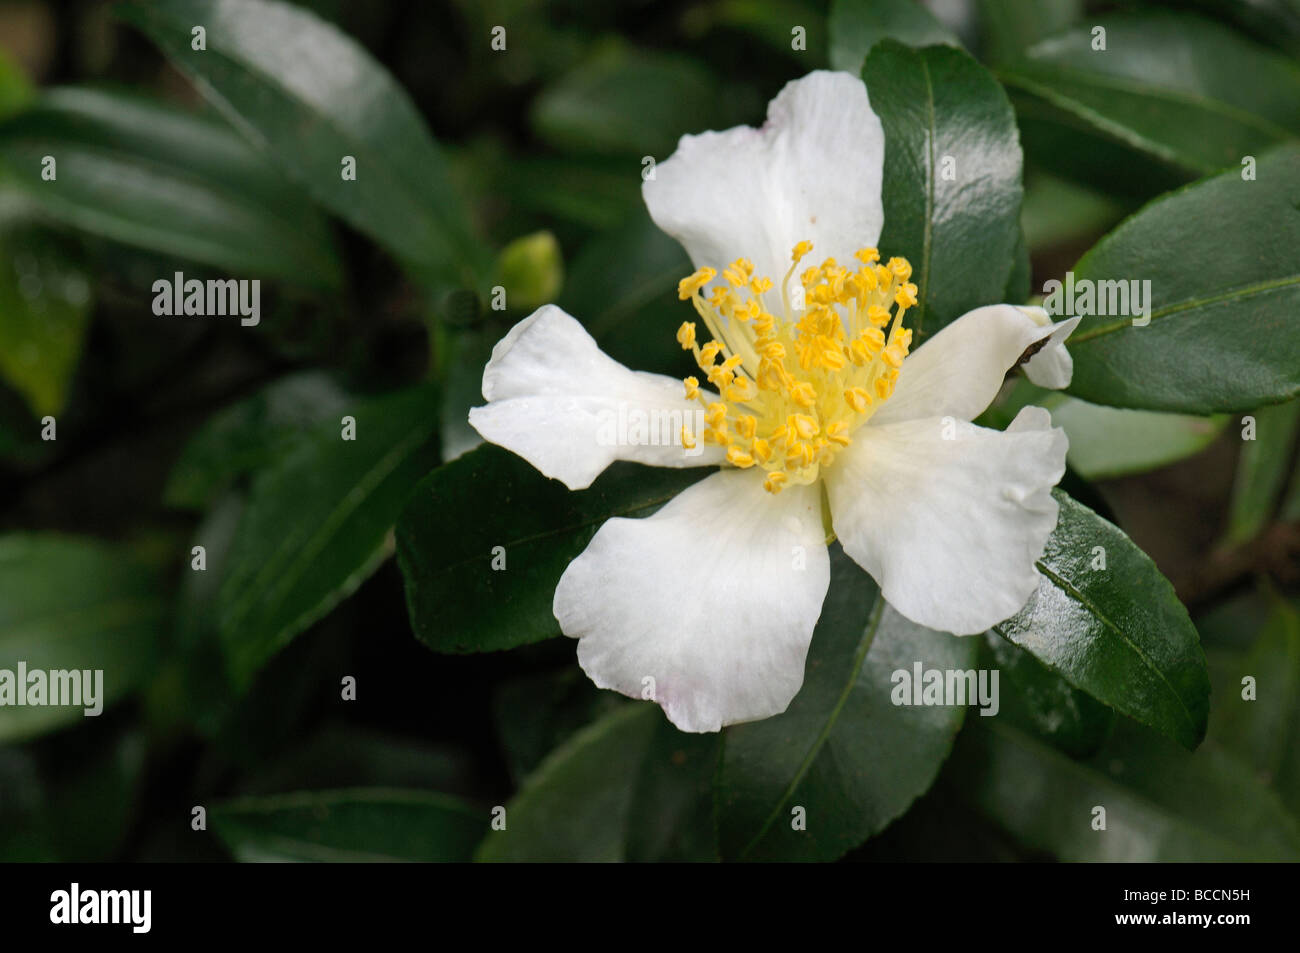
<box><xmin>1021</xmin><ymin>559</ymin><xmax>1198</xmax><ymax>742</ymax></box>
<box><xmin>1067</xmin><ymin>274</ymin><xmax>1300</xmax><ymax>344</ymax></box>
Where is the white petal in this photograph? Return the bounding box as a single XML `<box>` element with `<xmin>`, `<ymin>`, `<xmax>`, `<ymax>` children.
<box><xmin>826</xmin><ymin>406</ymin><xmax>1066</xmax><ymax>635</ymax></box>
<box><xmin>873</xmin><ymin>305</ymin><xmax>1081</xmax><ymax>425</ymax></box>
<box><xmin>642</xmin><ymin>70</ymin><xmax>884</xmax><ymax>287</ymax></box>
<box><xmin>1019</xmin><ymin>306</ymin><xmax>1076</xmax><ymax>389</ymax></box>
<box><xmin>554</xmin><ymin>469</ymin><xmax>830</xmax><ymax>733</ymax></box>
<box><xmin>468</xmin><ymin>305</ymin><xmax>725</xmax><ymax>490</ymax></box>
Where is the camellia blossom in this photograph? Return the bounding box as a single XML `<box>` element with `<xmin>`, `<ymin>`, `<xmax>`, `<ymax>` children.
<box><xmin>469</xmin><ymin>71</ymin><xmax>1080</xmax><ymax>733</ymax></box>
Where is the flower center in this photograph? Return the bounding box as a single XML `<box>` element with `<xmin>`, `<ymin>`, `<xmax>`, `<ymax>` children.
<box><xmin>675</xmin><ymin>241</ymin><xmax>918</xmax><ymax>493</ymax></box>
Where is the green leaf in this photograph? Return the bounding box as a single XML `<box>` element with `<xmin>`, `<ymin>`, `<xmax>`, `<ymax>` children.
<box><xmin>218</xmin><ymin>385</ymin><xmax>440</xmax><ymax>687</ymax></box>
<box><xmin>118</xmin><ymin>0</ymin><xmax>489</xmax><ymax>290</ymax></box>
<box><xmin>1227</xmin><ymin>398</ymin><xmax>1300</xmax><ymax>544</ymax></box>
<box><xmin>493</xmin><ymin>668</ymin><xmax>625</xmax><ymax>785</ymax></box>
<box><xmin>164</xmin><ymin>371</ymin><xmax>353</xmax><ymax>510</ymax></box>
<box><xmin>560</xmin><ymin>208</ymin><xmax>693</xmax><ymax>379</ymax></box>
<box><xmin>977</xmin><ymin>0</ymin><xmax>1080</xmax><ymax>66</ymax></box>
<box><xmin>992</xmin><ymin>491</ymin><xmax>1210</xmax><ymax>750</ymax></box>
<box><xmin>626</xmin><ymin>719</ymin><xmax>719</xmax><ymax>862</ymax></box>
<box><xmin>998</xmin><ymin>13</ymin><xmax>1300</xmax><ymax>177</ymax></box>
<box><xmin>1064</xmin><ymin>145</ymin><xmax>1300</xmax><ymax>413</ymax></box>
<box><xmin>1044</xmin><ymin>393</ymin><xmax>1226</xmax><ymax>480</ymax></box>
<box><xmin>951</xmin><ymin>718</ymin><xmax>1300</xmax><ymax>861</ymax></box>
<box><xmin>1020</xmin><ymin>168</ymin><xmax>1126</xmax><ymax>253</ymax></box>
<box><xmin>829</xmin><ymin>0</ymin><xmax>958</xmax><ymax>74</ymax></box>
<box><xmin>715</xmin><ymin>548</ymin><xmax>977</xmax><ymax>861</ymax></box>
<box><xmin>0</xmin><ymin>87</ymin><xmax>341</xmax><ymax>289</ymax></box>
<box><xmin>0</xmin><ymin>535</ymin><xmax>167</xmax><ymax>741</ymax></box>
<box><xmin>864</xmin><ymin>41</ymin><xmax>1023</xmax><ymax>343</ymax></box>
<box><xmin>1214</xmin><ymin>595</ymin><xmax>1300</xmax><ymax>815</ymax></box>
<box><xmin>530</xmin><ymin>46</ymin><xmax>722</xmax><ymax>159</ymax></box>
<box><xmin>396</xmin><ymin>445</ymin><xmax>706</xmax><ymax>654</ymax></box>
<box><xmin>0</xmin><ymin>227</ymin><xmax>91</xmax><ymax>417</ymax></box>
<box><xmin>212</xmin><ymin>789</ymin><xmax>485</xmax><ymax>862</ymax></box>
<box><xmin>476</xmin><ymin>703</ymin><xmax>659</xmax><ymax>862</ymax></box>
<box><xmin>981</xmin><ymin>632</ymin><xmax>1114</xmax><ymax>758</ymax></box>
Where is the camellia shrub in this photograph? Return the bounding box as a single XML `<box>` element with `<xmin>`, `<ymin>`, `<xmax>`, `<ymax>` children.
<box><xmin>0</xmin><ymin>0</ymin><xmax>1297</xmax><ymax>865</ymax></box>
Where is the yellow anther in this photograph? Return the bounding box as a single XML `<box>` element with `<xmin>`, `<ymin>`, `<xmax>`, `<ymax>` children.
<box><xmin>677</xmin><ymin>267</ymin><xmax>715</xmax><ymax>300</ymax></box>
<box><xmin>681</xmin><ymin>426</ymin><xmax>696</xmax><ymax>450</ymax></box>
<box><xmin>888</xmin><ymin>257</ymin><xmax>912</xmax><ymax>280</ymax></box>
<box><xmin>855</xmin><ymin>247</ymin><xmax>880</xmax><ymax>264</ymax></box>
<box><xmin>790</xmin><ymin>381</ymin><xmax>818</xmax><ymax>408</ymax></box>
<box><xmin>866</xmin><ymin>304</ymin><xmax>891</xmax><ymax>327</ymax></box>
<box><xmin>791</xmin><ymin>414</ymin><xmax>818</xmax><ymax>440</ymax></box>
<box><xmin>845</xmin><ymin>387</ymin><xmax>872</xmax><ymax>414</ymax></box>
<box><xmin>792</xmin><ymin>241</ymin><xmax>814</xmax><ymax>263</ymax></box>
<box><xmin>683</xmin><ymin>376</ymin><xmax>700</xmax><ymax>400</ymax></box>
<box><xmin>699</xmin><ymin>340</ymin><xmax>722</xmax><ymax>365</ymax></box>
<box><xmin>894</xmin><ymin>282</ymin><xmax>918</xmax><ymax>309</ymax></box>
<box><xmin>727</xmin><ymin>378</ymin><xmax>758</xmax><ymax>403</ymax></box>
<box><xmin>874</xmin><ymin>376</ymin><xmax>894</xmax><ymax>400</ymax></box>
<box><xmin>752</xmin><ymin>438</ymin><xmax>772</xmax><ymax>463</ymax></box>
<box><xmin>726</xmin><ymin>446</ymin><xmax>756</xmax><ymax>468</ymax></box>
<box><xmin>676</xmin><ymin>321</ymin><xmax>697</xmax><ymax>350</ymax></box>
<box><xmin>705</xmin><ymin>402</ymin><xmax>728</xmax><ymax>426</ymax></box>
<box><xmin>883</xmin><ymin>342</ymin><xmax>908</xmax><ymax>369</ymax></box>
<box><xmin>826</xmin><ymin>420</ymin><xmax>851</xmax><ymax>446</ymax></box>
<box><xmin>750</xmin><ymin>276</ymin><xmax>773</xmax><ymax>295</ymax></box>
<box><xmin>764</xmin><ymin>471</ymin><xmax>788</xmax><ymax>493</ymax></box>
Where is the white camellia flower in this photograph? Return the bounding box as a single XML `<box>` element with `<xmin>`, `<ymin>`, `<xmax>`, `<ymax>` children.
<box><xmin>469</xmin><ymin>70</ymin><xmax>1079</xmax><ymax>733</ymax></box>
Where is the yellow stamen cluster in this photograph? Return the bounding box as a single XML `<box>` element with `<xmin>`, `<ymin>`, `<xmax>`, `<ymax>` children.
<box><xmin>676</xmin><ymin>241</ymin><xmax>917</xmax><ymax>493</ymax></box>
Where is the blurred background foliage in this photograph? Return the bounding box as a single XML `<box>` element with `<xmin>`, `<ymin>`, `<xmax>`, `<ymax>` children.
<box><xmin>0</xmin><ymin>0</ymin><xmax>1297</xmax><ymax>862</ymax></box>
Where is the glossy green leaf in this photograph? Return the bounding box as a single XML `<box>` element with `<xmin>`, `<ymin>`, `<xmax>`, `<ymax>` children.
<box><xmin>218</xmin><ymin>385</ymin><xmax>440</xmax><ymax>687</ymax></box>
<box><xmin>0</xmin><ymin>86</ymin><xmax>341</xmax><ymax>289</ymax></box>
<box><xmin>981</xmin><ymin>632</ymin><xmax>1113</xmax><ymax>758</ymax></box>
<box><xmin>829</xmin><ymin>0</ymin><xmax>958</xmax><ymax>74</ymax></box>
<box><xmin>476</xmin><ymin>703</ymin><xmax>658</xmax><ymax>862</ymax></box>
<box><xmin>164</xmin><ymin>371</ymin><xmax>353</xmax><ymax>510</ymax></box>
<box><xmin>0</xmin><ymin>535</ymin><xmax>167</xmax><ymax>741</ymax></box>
<box><xmin>531</xmin><ymin>46</ymin><xmax>723</xmax><ymax>159</ymax></box>
<box><xmin>118</xmin><ymin>0</ymin><xmax>489</xmax><ymax>290</ymax></box>
<box><xmin>396</xmin><ymin>445</ymin><xmax>706</xmax><ymax>654</ymax></box>
<box><xmin>0</xmin><ymin>228</ymin><xmax>91</xmax><ymax>417</ymax></box>
<box><xmin>1226</xmin><ymin>398</ymin><xmax>1300</xmax><ymax>544</ymax></box>
<box><xmin>992</xmin><ymin>491</ymin><xmax>1210</xmax><ymax>750</ymax></box>
<box><xmin>864</xmin><ymin>41</ymin><xmax>1023</xmax><ymax>342</ymax></box>
<box><xmin>715</xmin><ymin>548</ymin><xmax>977</xmax><ymax>861</ymax></box>
<box><xmin>999</xmin><ymin>13</ymin><xmax>1300</xmax><ymax>177</ymax></box>
<box><xmin>212</xmin><ymin>789</ymin><xmax>485</xmax><ymax>862</ymax></box>
<box><xmin>1064</xmin><ymin>146</ymin><xmax>1300</xmax><ymax>413</ymax></box>
<box><xmin>952</xmin><ymin>718</ymin><xmax>1300</xmax><ymax>861</ymax></box>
